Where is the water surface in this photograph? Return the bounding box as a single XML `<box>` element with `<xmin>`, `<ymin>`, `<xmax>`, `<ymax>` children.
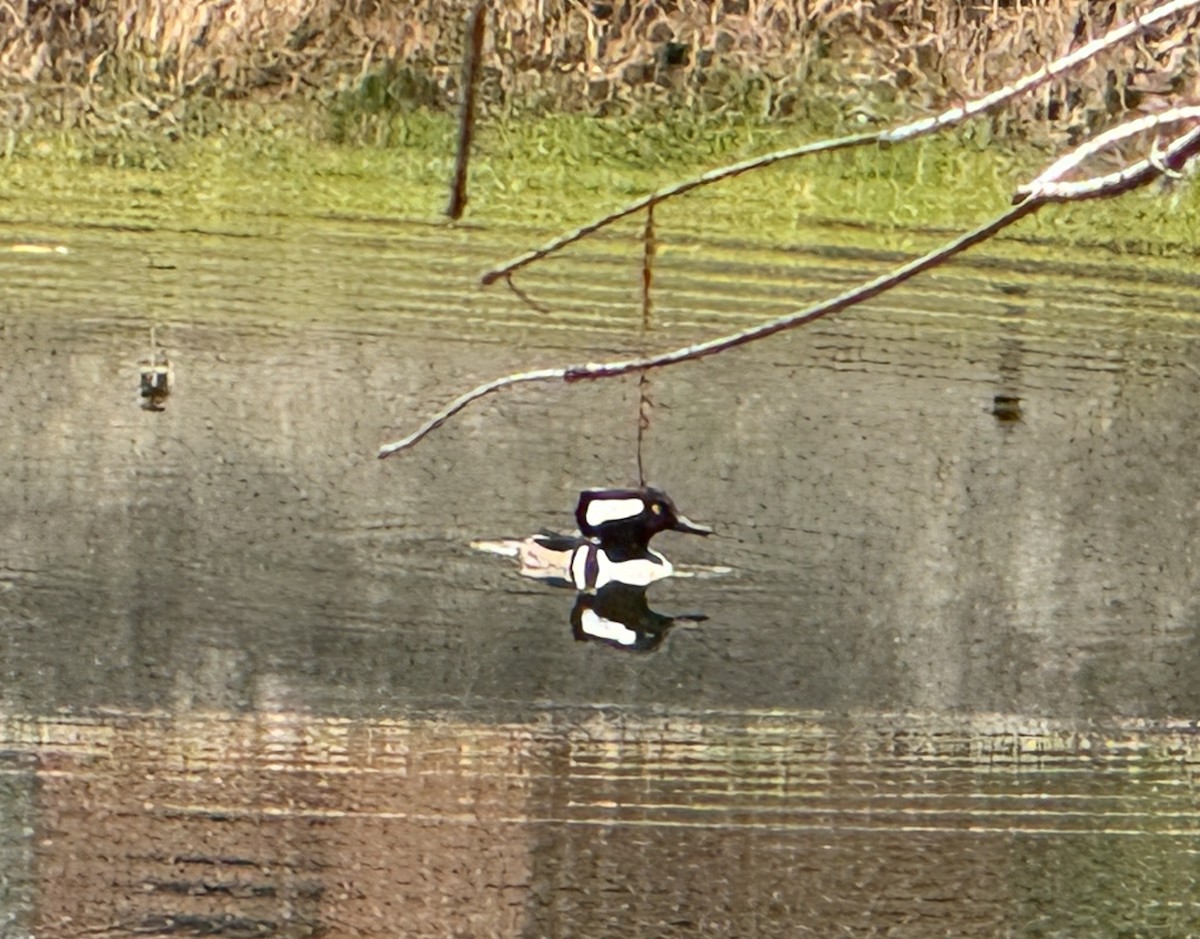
<box><xmin>2</xmin><ymin>215</ymin><xmax>1199</xmax><ymax>936</ymax></box>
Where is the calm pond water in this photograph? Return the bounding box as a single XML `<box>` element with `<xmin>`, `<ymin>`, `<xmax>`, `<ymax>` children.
<box><xmin>2</xmin><ymin>213</ymin><xmax>1200</xmax><ymax>936</ymax></box>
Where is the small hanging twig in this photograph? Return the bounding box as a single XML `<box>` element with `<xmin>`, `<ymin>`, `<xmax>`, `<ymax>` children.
<box><xmin>640</xmin><ymin>202</ymin><xmax>656</xmax><ymax>331</ymax></box>
<box><xmin>377</xmin><ymin>116</ymin><xmax>1199</xmax><ymax>460</ymax></box>
<box><xmin>500</xmin><ymin>272</ymin><xmax>552</xmax><ymax>313</ymax></box>
<box><xmin>636</xmin><ymin>203</ymin><xmax>656</xmax><ymax>486</ymax></box>
<box><xmin>380</xmin><ymin>368</ymin><xmax>563</xmax><ymax>457</ymax></box>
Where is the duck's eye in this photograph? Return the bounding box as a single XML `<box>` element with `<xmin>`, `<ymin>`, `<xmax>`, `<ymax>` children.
<box><xmin>650</xmin><ymin>503</ymin><xmax>663</xmax><ymax>515</ymax></box>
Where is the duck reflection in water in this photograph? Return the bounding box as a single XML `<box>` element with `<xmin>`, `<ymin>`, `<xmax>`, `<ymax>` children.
<box><xmin>571</xmin><ymin>582</ymin><xmax>707</xmax><ymax>652</ymax></box>
<box><xmin>471</xmin><ymin>487</ymin><xmax>712</xmax><ymax>651</ymax></box>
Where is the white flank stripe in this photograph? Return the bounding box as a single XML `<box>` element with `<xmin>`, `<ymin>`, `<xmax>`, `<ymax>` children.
<box><xmin>571</xmin><ymin>546</ymin><xmax>590</xmax><ymax>589</ymax></box>
<box><xmin>595</xmin><ymin>551</ymin><xmax>672</xmax><ymax>589</ymax></box>
<box><xmin>580</xmin><ymin>610</ymin><xmax>638</xmax><ymax>646</ymax></box>
<box><xmin>585</xmin><ymin>497</ymin><xmax>645</xmax><ymax>527</ymax></box>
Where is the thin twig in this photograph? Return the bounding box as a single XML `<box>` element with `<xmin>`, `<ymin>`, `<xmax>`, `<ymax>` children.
<box><xmin>379</xmin><ymin>106</ymin><xmax>1198</xmax><ymax>460</ymax></box>
<box><xmin>636</xmin><ymin>203</ymin><xmax>656</xmax><ymax>486</ymax></box>
<box><xmin>477</xmin><ymin>131</ymin><xmax>878</xmax><ymax>285</ymax></box>
<box><xmin>380</xmin><ymin>199</ymin><xmax>1041</xmax><ymax>458</ymax></box>
<box><xmin>380</xmin><ymin>368</ymin><xmax>563</xmax><ymax>458</ymax></box>
<box><xmin>641</xmin><ymin>202</ymin><xmax>655</xmax><ymax>331</ymax></box>
<box><xmin>1015</xmin><ymin>106</ymin><xmax>1200</xmax><ymax>202</ymax></box>
<box><xmin>477</xmin><ymin>0</ymin><xmax>1200</xmax><ymax>286</ymax></box>
<box><xmin>501</xmin><ymin>272</ymin><xmax>552</xmax><ymax>313</ymax></box>
<box><xmin>880</xmin><ymin>0</ymin><xmax>1200</xmax><ymax>144</ymax></box>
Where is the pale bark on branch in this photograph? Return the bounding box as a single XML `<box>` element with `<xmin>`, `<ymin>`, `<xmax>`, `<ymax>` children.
<box><xmin>478</xmin><ymin>0</ymin><xmax>1200</xmax><ymax>286</ymax></box>
<box><xmin>378</xmin><ymin>0</ymin><xmax>1200</xmax><ymax>459</ymax></box>
<box><xmin>378</xmin><ymin>110</ymin><xmax>1200</xmax><ymax>459</ymax></box>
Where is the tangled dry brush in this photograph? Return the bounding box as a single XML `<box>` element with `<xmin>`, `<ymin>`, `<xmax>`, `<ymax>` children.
<box><xmin>0</xmin><ymin>0</ymin><xmax>1196</xmax><ymax>138</ymax></box>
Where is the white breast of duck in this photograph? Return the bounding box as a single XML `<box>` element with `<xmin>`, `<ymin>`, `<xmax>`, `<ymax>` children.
<box><xmin>570</xmin><ymin>543</ymin><xmax>673</xmax><ymax>591</ymax></box>
<box><xmin>471</xmin><ymin>535</ymin><xmax>672</xmax><ymax>591</ymax></box>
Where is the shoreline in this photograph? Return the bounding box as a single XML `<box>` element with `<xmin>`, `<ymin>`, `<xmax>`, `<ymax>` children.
<box><xmin>4</xmin><ymin>2</ymin><xmax>1197</xmax><ymax>138</ymax></box>
<box><xmin>1</xmin><ymin>108</ymin><xmax>1197</xmax><ymax>270</ymax></box>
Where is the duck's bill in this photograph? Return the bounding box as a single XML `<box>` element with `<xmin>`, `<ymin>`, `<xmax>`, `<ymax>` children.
<box><xmin>672</xmin><ymin>514</ymin><xmax>712</xmax><ymax>536</ymax></box>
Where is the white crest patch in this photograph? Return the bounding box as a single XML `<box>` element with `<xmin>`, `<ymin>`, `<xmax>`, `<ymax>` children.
<box><xmin>580</xmin><ymin>610</ymin><xmax>638</xmax><ymax>646</ymax></box>
<box><xmin>585</xmin><ymin>497</ymin><xmax>645</xmax><ymax>528</ymax></box>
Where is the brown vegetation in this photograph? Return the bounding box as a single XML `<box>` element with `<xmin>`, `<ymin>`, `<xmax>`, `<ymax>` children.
<box><xmin>0</xmin><ymin>1</ymin><xmax>1196</xmax><ymax>139</ymax></box>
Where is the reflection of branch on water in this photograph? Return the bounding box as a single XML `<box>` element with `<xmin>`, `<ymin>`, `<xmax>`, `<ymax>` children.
<box><xmin>378</xmin><ymin>108</ymin><xmax>1200</xmax><ymax>459</ymax></box>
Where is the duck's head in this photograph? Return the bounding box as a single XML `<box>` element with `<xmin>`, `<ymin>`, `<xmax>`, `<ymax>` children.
<box><xmin>575</xmin><ymin>487</ymin><xmax>711</xmax><ymax>551</ymax></box>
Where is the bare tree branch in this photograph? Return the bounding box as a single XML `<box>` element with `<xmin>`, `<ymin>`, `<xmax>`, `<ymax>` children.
<box><xmin>378</xmin><ymin>0</ymin><xmax>1200</xmax><ymax>459</ymax></box>
<box><xmin>380</xmin><ymin>368</ymin><xmax>564</xmax><ymax>458</ymax></box>
<box><xmin>881</xmin><ymin>0</ymin><xmax>1200</xmax><ymax>144</ymax></box>
<box><xmin>382</xmin><ymin>202</ymin><xmax>1039</xmax><ymax>458</ymax></box>
<box><xmin>1015</xmin><ymin>106</ymin><xmax>1200</xmax><ymax>202</ymax></box>
<box><xmin>379</xmin><ymin>120</ymin><xmax>1197</xmax><ymax>460</ymax></box>
<box><xmin>478</xmin><ymin>0</ymin><xmax>1200</xmax><ymax>286</ymax></box>
<box><xmin>478</xmin><ymin>131</ymin><xmax>878</xmax><ymax>286</ymax></box>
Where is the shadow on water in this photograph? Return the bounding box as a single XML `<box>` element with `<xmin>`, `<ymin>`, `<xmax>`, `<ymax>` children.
<box><xmin>3</xmin><ymin>216</ymin><xmax>1200</xmax><ymax>935</ymax></box>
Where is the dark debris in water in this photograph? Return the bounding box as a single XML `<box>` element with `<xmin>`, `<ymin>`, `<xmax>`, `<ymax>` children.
<box><xmin>992</xmin><ymin>394</ymin><xmax>1022</xmax><ymax>422</ymax></box>
<box><xmin>129</xmin><ymin>912</ymin><xmax>283</xmax><ymax>937</ymax></box>
<box><xmin>139</xmin><ymin>361</ymin><xmax>172</xmax><ymax>411</ymax></box>
<box><xmin>139</xmin><ymin>877</ymin><xmax>282</xmax><ymax>899</ymax></box>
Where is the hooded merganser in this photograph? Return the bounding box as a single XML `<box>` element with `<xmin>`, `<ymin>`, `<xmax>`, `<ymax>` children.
<box><xmin>471</xmin><ymin>487</ymin><xmax>711</xmax><ymax>591</ymax></box>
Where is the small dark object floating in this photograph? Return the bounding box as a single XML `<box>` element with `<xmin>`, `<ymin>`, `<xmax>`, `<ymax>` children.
<box><xmin>140</xmin><ymin>360</ymin><xmax>172</xmax><ymax>411</ymax></box>
<box><xmin>660</xmin><ymin>41</ymin><xmax>689</xmax><ymax>67</ymax></box>
<box><xmin>992</xmin><ymin>394</ymin><xmax>1022</xmax><ymax>422</ymax></box>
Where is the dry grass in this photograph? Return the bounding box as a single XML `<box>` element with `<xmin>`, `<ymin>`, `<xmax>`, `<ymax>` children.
<box><xmin>0</xmin><ymin>0</ymin><xmax>1196</xmax><ymax>141</ymax></box>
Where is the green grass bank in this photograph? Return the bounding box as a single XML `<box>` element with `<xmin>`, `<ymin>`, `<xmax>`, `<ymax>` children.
<box><xmin>1</xmin><ymin>105</ymin><xmax>1197</xmax><ymax>273</ymax></box>
<box><xmin>2</xmin><ymin>2</ymin><xmax>1197</xmax><ymax>264</ymax></box>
